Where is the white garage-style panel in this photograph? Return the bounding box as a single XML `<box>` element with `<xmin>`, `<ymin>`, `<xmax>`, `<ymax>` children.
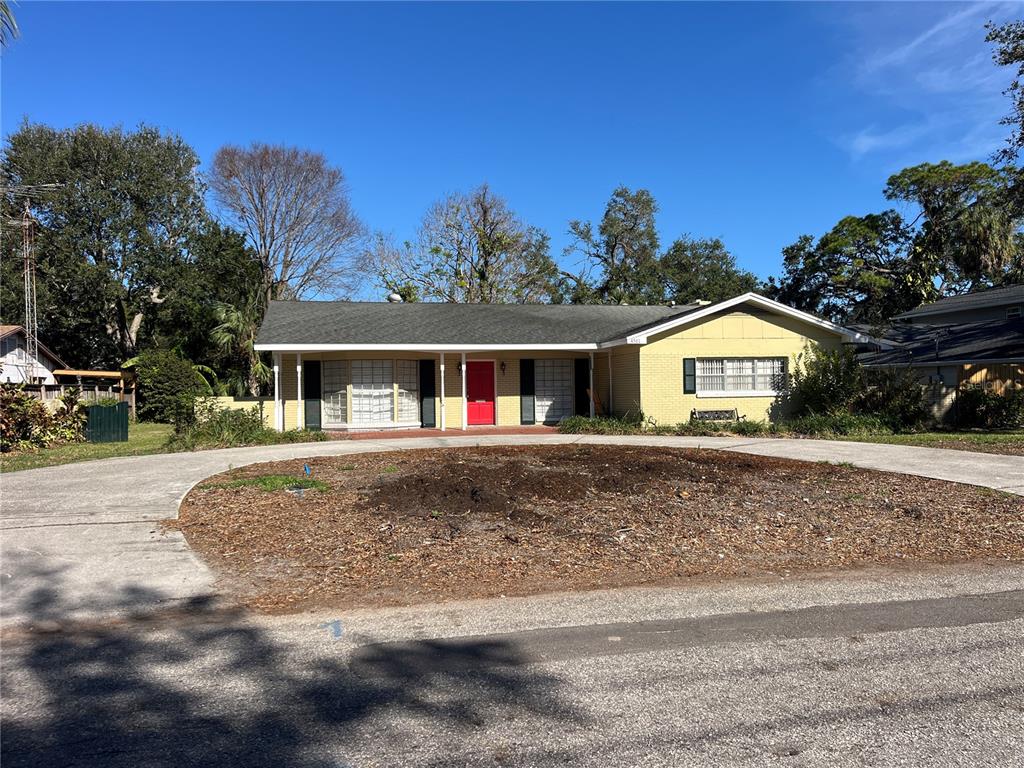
<box><xmin>534</xmin><ymin>359</ymin><xmax>573</xmax><ymax>424</ymax></box>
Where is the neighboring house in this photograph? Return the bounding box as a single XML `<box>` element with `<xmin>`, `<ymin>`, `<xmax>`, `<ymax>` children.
<box><xmin>0</xmin><ymin>325</ymin><xmax>67</xmax><ymax>384</ymax></box>
<box><xmin>254</xmin><ymin>292</ymin><xmax>868</xmax><ymax>432</ymax></box>
<box><xmin>858</xmin><ymin>287</ymin><xmax>1024</xmax><ymax>421</ymax></box>
<box><xmin>0</xmin><ymin>324</ymin><xmax>137</xmax><ymax>412</ymax></box>
<box><xmin>894</xmin><ymin>284</ymin><xmax>1024</xmax><ymax>325</ymax></box>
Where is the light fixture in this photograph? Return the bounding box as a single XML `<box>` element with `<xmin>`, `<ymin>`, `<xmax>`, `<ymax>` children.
<box><xmin>500</xmin><ymin>361</ymin><xmax>506</xmax><ymax>375</ymax></box>
<box><xmin>456</xmin><ymin>361</ymin><xmax>462</xmax><ymax>375</ymax></box>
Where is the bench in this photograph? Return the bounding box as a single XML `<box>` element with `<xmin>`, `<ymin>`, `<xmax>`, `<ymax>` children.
<box><xmin>690</xmin><ymin>408</ymin><xmax>742</xmax><ymax>422</ymax></box>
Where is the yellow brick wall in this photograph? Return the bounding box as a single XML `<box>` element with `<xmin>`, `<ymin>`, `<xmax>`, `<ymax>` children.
<box><xmin>638</xmin><ymin>308</ymin><xmax>842</xmax><ymax>424</ymax></box>
<box><xmin>210</xmin><ymin>396</ymin><xmax>274</xmax><ymax>427</ymax></box>
<box><xmin>280</xmin><ymin>353</ymin><xmax>299</xmax><ymax>430</ymax></box>
<box><xmin>609</xmin><ymin>345</ymin><xmax>642</xmax><ymax>419</ymax></box>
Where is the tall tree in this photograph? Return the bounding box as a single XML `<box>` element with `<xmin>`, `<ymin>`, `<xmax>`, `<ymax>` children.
<box><xmin>884</xmin><ymin>161</ymin><xmax>1022</xmax><ymax>288</ymax></box>
<box><xmin>371</xmin><ymin>183</ymin><xmax>562</xmax><ymax>303</ymax></box>
<box><xmin>160</xmin><ymin>221</ymin><xmax>268</xmax><ymax>395</ymax></box>
<box><xmin>768</xmin><ymin>159</ymin><xmax>1023</xmax><ymax>325</ymax></box>
<box><xmin>210</xmin><ymin>143</ymin><xmax>365</xmax><ymax>303</ymax></box>
<box><xmin>987</xmin><ymin>20</ymin><xmax>1024</xmax><ymax>164</ymax></box>
<box><xmin>565</xmin><ymin>187</ymin><xmax>664</xmax><ymax>304</ymax></box>
<box><xmin>766</xmin><ymin>212</ymin><xmax>926</xmax><ymax>325</ymax></box>
<box><xmin>1</xmin><ymin>122</ymin><xmax>208</xmax><ymax>366</ymax></box>
<box><xmin>660</xmin><ymin>236</ymin><xmax>760</xmax><ymax>305</ymax></box>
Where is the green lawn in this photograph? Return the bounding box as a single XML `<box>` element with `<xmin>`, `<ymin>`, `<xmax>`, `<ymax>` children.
<box><xmin>841</xmin><ymin>431</ymin><xmax>1024</xmax><ymax>456</ymax></box>
<box><xmin>0</xmin><ymin>423</ymin><xmax>174</xmax><ymax>473</ymax></box>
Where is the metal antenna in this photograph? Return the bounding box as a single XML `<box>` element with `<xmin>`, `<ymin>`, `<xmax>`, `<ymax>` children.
<box><xmin>22</xmin><ymin>200</ymin><xmax>39</xmax><ymax>382</ymax></box>
<box><xmin>2</xmin><ymin>184</ymin><xmax>59</xmax><ymax>383</ymax></box>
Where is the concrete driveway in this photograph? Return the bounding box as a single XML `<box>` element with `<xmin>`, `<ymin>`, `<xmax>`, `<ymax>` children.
<box><xmin>2</xmin><ymin>434</ymin><xmax>1022</xmax><ymax>627</ymax></box>
<box><xmin>2</xmin><ymin>436</ymin><xmax>1023</xmax><ymax>767</ymax></box>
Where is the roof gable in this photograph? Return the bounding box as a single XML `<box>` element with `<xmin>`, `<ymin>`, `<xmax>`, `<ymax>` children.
<box><xmin>621</xmin><ymin>293</ymin><xmax>869</xmax><ymax>344</ymax></box>
<box><xmin>0</xmin><ymin>325</ymin><xmax>69</xmax><ymax>368</ymax></box>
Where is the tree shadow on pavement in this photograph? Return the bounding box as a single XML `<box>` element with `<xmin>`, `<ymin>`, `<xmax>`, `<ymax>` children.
<box><xmin>1</xmin><ymin>561</ymin><xmax>587</xmax><ymax>768</ymax></box>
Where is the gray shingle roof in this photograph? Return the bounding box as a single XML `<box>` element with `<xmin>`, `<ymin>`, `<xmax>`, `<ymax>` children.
<box><xmin>894</xmin><ymin>284</ymin><xmax>1024</xmax><ymax>319</ymax></box>
<box><xmin>858</xmin><ymin>318</ymin><xmax>1024</xmax><ymax>366</ymax></box>
<box><xmin>256</xmin><ymin>301</ymin><xmax>702</xmax><ymax>346</ymax></box>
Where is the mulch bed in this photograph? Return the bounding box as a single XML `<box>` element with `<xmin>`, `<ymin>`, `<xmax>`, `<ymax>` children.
<box><xmin>170</xmin><ymin>445</ymin><xmax>1024</xmax><ymax>612</ymax></box>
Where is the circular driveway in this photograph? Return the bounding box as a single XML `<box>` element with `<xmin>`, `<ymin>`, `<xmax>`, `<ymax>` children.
<box><xmin>2</xmin><ymin>434</ymin><xmax>1021</xmax><ymax>627</ymax></box>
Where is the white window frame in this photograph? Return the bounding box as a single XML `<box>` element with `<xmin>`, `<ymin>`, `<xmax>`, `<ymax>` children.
<box><xmin>351</xmin><ymin>359</ymin><xmax>395</xmax><ymax>426</ymax></box>
<box><xmin>321</xmin><ymin>360</ymin><xmax>349</xmax><ymax>428</ymax></box>
<box><xmin>534</xmin><ymin>358</ymin><xmax>574</xmax><ymax>423</ymax></box>
<box><xmin>692</xmin><ymin>357</ymin><xmax>787</xmax><ymax>398</ymax></box>
<box><xmin>396</xmin><ymin>359</ymin><xmax>419</xmax><ymax>423</ymax></box>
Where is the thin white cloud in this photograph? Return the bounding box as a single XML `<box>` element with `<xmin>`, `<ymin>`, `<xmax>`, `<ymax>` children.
<box><xmin>836</xmin><ymin>1</ymin><xmax>1018</xmax><ymax>163</ymax></box>
<box><xmin>846</xmin><ymin>123</ymin><xmax>930</xmax><ymax>158</ymax></box>
<box><xmin>861</xmin><ymin>2</ymin><xmax>995</xmax><ymax>74</ymax></box>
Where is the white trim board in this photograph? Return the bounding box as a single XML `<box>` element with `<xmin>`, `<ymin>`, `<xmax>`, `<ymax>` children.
<box><xmin>254</xmin><ymin>343</ymin><xmax>602</xmax><ymax>352</ymax></box>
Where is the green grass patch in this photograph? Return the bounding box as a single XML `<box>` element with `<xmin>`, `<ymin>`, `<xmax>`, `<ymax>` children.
<box><xmin>209</xmin><ymin>474</ymin><xmax>329</xmax><ymax>492</ymax></box>
<box><xmin>0</xmin><ymin>423</ymin><xmax>173</xmax><ymax>473</ymax></box>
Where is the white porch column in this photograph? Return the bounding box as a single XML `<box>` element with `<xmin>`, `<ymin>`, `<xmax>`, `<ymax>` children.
<box><xmin>460</xmin><ymin>352</ymin><xmax>467</xmax><ymax>431</ymax></box>
<box><xmin>296</xmin><ymin>353</ymin><xmax>303</xmax><ymax>429</ymax></box>
<box><xmin>439</xmin><ymin>352</ymin><xmax>446</xmax><ymax>432</ymax></box>
<box><xmin>273</xmin><ymin>353</ymin><xmax>282</xmax><ymax>431</ymax></box>
<box><xmin>607</xmin><ymin>352</ymin><xmax>614</xmax><ymax>415</ymax></box>
<box><xmin>589</xmin><ymin>351</ymin><xmax>595</xmax><ymax>418</ymax></box>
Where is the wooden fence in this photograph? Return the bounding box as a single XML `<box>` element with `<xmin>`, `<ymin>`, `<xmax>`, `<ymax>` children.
<box><xmin>959</xmin><ymin>364</ymin><xmax>1024</xmax><ymax>395</ymax></box>
<box><xmin>20</xmin><ymin>383</ymin><xmax>136</xmax><ymax>418</ymax></box>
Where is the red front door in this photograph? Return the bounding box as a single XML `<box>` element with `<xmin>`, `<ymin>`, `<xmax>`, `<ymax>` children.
<box><xmin>466</xmin><ymin>361</ymin><xmax>496</xmax><ymax>425</ymax></box>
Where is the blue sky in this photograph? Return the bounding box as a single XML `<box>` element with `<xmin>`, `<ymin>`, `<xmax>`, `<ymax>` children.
<box><xmin>2</xmin><ymin>1</ymin><xmax>1019</xmax><ymax>298</ymax></box>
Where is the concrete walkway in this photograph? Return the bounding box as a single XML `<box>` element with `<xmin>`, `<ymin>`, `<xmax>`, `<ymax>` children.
<box><xmin>1</xmin><ymin>435</ymin><xmax>1021</xmax><ymax>627</ymax></box>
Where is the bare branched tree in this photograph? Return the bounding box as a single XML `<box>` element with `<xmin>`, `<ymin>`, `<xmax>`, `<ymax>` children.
<box><xmin>370</xmin><ymin>184</ymin><xmax>561</xmax><ymax>303</ymax></box>
<box><xmin>210</xmin><ymin>143</ymin><xmax>365</xmax><ymax>303</ymax></box>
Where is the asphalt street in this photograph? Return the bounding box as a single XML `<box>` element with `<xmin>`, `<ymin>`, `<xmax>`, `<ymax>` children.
<box><xmin>2</xmin><ymin>437</ymin><xmax>1022</xmax><ymax>766</ymax></box>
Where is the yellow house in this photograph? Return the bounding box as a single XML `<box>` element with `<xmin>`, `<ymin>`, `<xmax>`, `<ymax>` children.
<box><xmin>253</xmin><ymin>293</ymin><xmax>868</xmax><ymax>432</ymax></box>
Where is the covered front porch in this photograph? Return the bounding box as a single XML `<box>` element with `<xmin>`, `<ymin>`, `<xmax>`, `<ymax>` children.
<box><xmin>269</xmin><ymin>349</ymin><xmax>615</xmax><ymax>433</ymax></box>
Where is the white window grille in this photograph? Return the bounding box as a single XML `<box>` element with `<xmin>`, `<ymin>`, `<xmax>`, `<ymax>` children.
<box><xmin>396</xmin><ymin>360</ymin><xmax>419</xmax><ymax>422</ymax></box>
<box><xmin>694</xmin><ymin>358</ymin><xmax>786</xmax><ymax>396</ymax></box>
<box><xmin>321</xmin><ymin>360</ymin><xmax>348</xmax><ymax>427</ymax></box>
<box><xmin>535</xmin><ymin>359</ymin><xmax>573</xmax><ymax>423</ymax></box>
<box><xmin>351</xmin><ymin>360</ymin><xmax>394</xmax><ymax>425</ymax></box>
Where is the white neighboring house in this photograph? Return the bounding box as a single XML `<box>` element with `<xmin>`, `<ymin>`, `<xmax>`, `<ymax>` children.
<box><xmin>0</xmin><ymin>325</ymin><xmax>67</xmax><ymax>385</ymax></box>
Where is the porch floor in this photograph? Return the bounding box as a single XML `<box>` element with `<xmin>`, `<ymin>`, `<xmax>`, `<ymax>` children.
<box><xmin>326</xmin><ymin>425</ymin><xmax>559</xmax><ymax>441</ymax></box>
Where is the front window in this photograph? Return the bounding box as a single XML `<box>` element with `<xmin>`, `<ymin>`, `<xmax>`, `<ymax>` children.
<box><xmin>694</xmin><ymin>358</ymin><xmax>786</xmax><ymax>396</ymax></box>
<box><xmin>351</xmin><ymin>360</ymin><xmax>394</xmax><ymax>425</ymax></box>
<box><xmin>322</xmin><ymin>360</ymin><xmax>349</xmax><ymax>428</ymax></box>
<box><xmin>396</xmin><ymin>359</ymin><xmax>419</xmax><ymax>422</ymax></box>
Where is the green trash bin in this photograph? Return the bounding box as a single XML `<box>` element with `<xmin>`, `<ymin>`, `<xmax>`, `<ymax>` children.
<box><xmin>85</xmin><ymin>402</ymin><xmax>129</xmax><ymax>443</ymax></box>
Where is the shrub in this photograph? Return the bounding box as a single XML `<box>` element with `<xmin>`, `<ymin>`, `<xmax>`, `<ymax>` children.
<box><xmin>559</xmin><ymin>415</ymin><xmax>777</xmax><ymax>438</ymax></box>
<box><xmin>165</xmin><ymin>398</ymin><xmax>328</xmax><ymax>451</ymax></box>
<box><xmin>956</xmin><ymin>387</ymin><xmax>1024</xmax><ymax>429</ymax></box>
<box><xmin>789</xmin><ymin>345</ymin><xmax>928</xmax><ymax>432</ymax></box>
<box><xmin>0</xmin><ymin>385</ymin><xmax>86</xmax><ymax>452</ymax></box>
<box><xmin>133</xmin><ymin>350</ymin><xmax>206</xmax><ymax>424</ymax></box>
<box><xmin>789</xmin><ymin>345</ymin><xmax>864</xmax><ymax>416</ymax></box>
<box><xmin>558</xmin><ymin>415</ymin><xmax>643</xmax><ymax>435</ymax></box>
<box><xmin>857</xmin><ymin>367</ymin><xmax>930</xmax><ymax>431</ymax></box>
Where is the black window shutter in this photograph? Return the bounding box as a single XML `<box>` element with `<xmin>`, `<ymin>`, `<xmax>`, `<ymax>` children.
<box><xmin>520</xmin><ymin>359</ymin><xmax>535</xmax><ymax>425</ymax></box>
<box><xmin>419</xmin><ymin>359</ymin><xmax>436</xmax><ymax>428</ymax></box>
<box><xmin>683</xmin><ymin>358</ymin><xmax>696</xmax><ymax>394</ymax></box>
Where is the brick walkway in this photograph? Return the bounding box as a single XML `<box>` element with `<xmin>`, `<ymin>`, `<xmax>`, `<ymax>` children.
<box><xmin>329</xmin><ymin>425</ymin><xmax>559</xmax><ymax>440</ymax></box>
